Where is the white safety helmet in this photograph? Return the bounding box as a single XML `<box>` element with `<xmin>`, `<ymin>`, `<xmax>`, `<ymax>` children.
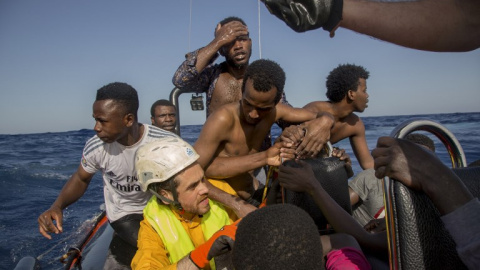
<box><xmin>135</xmin><ymin>137</ymin><xmax>199</xmax><ymax>192</ymax></box>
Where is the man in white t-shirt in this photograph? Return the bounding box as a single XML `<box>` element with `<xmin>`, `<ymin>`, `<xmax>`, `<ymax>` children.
<box><xmin>37</xmin><ymin>82</ymin><xmax>177</xmax><ymax>247</ymax></box>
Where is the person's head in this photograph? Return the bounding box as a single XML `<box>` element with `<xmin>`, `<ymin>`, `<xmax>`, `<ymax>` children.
<box><xmin>240</xmin><ymin>59</ymin><xmax>285</xmax><ymax>125</ymax></box>
<box><xmin>216</xmin><ymin>16</ymin><xmax>252</xmax><ymax>68</ymax></box>
<box><xmin>326</xmin><ymin>64</ymin><xmax>370</xmax><ymax>112</ymax></box>
<box><xmin>233</xmin><ymin>204</ymin><xmax>324</xmax><ymax>270</ymax></box>
<box><xmin>150</xmin><ymin>99</ymin><xmax>177</xmax><ymax>132</ymax></box>
<box><xmin>135</xmin><ymin>137</ymin><xmax>210</xmax><ymax>215</ymax></box>
<box><xmin>93</xmin><ymin>82</ymin><xmax>139</xmax><ymax>143</ymax></box>
<box><xmin>405</xmin><ymin>133</ymin><xmax>435</xmax><ymax>152</ymax></box>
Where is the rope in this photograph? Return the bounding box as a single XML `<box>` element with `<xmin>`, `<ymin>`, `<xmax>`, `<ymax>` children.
<box><xmin>258</xmin><ymin>0</ymin><xmax>262</xmax><ymax>59</ymax></box>
<box><xmin>188</xmin><ymin>0</ymin><xmax>193</xmax><ymax>51</ymax></box>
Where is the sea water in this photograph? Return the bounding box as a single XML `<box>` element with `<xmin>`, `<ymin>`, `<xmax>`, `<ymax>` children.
<box><xmin>1</xmin><ymin>112</ymin><xmax>479</xmax><ymax>269</ymax></box>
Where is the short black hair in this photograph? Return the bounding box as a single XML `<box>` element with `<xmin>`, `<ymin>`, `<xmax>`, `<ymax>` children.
<box><xmin>96</xmin><ymin>82</ymin><xmax>139</xmax><ymax>119</ymax></box>
<box><xmin>326</xmin><ymin>64</ymin><xmax>369</xmax><ymax>103</ymax></box>
<box><xmin>150</xmin><ymin>99</ymin><xmax>175</xmax><ymax>117</ymax></box>
<box><xmin>233</xmin><ymin>204</ymin><xmax>324</xmax><ymax>270</ymax></box>
<box><xmin>405</xmin><ymin>133</ymin><xmax>435</xmax><ymax>152</ymax></box>
<box><xmin>242</xmin><ymin>59</ymin><xmax>285</xmax><ymax>104</ymax></box>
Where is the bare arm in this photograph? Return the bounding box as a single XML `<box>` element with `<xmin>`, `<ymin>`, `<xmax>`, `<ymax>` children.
<box><xmin>278</xmin><ymin>160</ymin><xmax>387</xmax><ymax>254</ymax></box>
<box><xmin>195</xmin><ymin>106</ymin><xmax>294</xmax><ymax>178</ymax></box>
<box><xmin>205</xmin><ymin>180</ymin><xmax>256</xmax><ymax>218</ymax></box>
<box><xmin>277</xmin><ymin>104</ymin><xmax>335</xmax><ymax>157</ymax></box>
<box><xmin>341</xmin><ymin>0</ymin><xmax>480</xmax><ymax>52</ymax></box>
<box><xmin>38</xmin><ymin>164</ymin><xmax>94</xmax><ymax>239</ymax></box>
<box><xmin>349</xmin><ymin>121</ymin><xmax>374</xmax><ymax>169</ymax></box>
<box><xmin>196</xmin><ymin>21</ymin><xmax>249</xmax><ymax>72</ymax></box>
<box><xmin>372</xmin><ymin>136</ymin><xmax>474</xmax><ymax>215</ymax></box>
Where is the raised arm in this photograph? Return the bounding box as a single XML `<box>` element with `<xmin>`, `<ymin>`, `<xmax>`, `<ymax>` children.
<box><xmin>278</xmin><ymin>160</ymin><xmax>387</xmax><ymax>254</ymax></box>
<box><xmin>172</xmin><ymin>21</ymin><xmax>249</xmax><ymax>89</ymax></box>
<box><xmin>38</xmin><ymin>164</ymin><xmax>94</xmax><ymax>239</ymax></box>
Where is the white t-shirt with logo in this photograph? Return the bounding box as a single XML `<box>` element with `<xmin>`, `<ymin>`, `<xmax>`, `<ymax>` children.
<box><xmin>81</xmin><ymin>124</ymin><xmax>176</xmax><ymax>222</ymax></box>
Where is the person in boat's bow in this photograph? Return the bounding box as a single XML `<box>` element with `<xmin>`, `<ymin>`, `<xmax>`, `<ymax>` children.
<box><xmin>37</xmin><ymin>82</ymin><xmax>177</xmax><ymax>248</ymax></box>
<box><xmin>131</xmin><ymin>137</ymin><xmax>253</xmax><ymax>270</ymax></box>
<box><xmin>193</xmin><ymin>59</ymin><xmax>335</xmax><ymax>206</ymax></box>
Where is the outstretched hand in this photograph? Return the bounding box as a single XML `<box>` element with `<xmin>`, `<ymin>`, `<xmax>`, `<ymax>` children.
<box><xmin>267</xmin><ymin>140</ymin><xmax>296</xmax><ymax>166</ymax></box>
<box><xmin>371</xmin><ymin>136</ymin><xmax>443</xmax><ymax>191</ymax></box>
<box><xmin>38</xmin><ymin>206</ymin><xmax>63</xmax><ymax>239</ymax></box>
<box><xmin>295</xmin><ymin>116</ymin><xmax>333</xmax><ymax>158</ymax></box>
<box><xmin>277</xmin><ymin>160</ymin><xmax>319</xmax><ymax>194</ymax></box>
<box><xmin>332</xmin><ymin>147</ymin><xmax>354</xmax><ymax>177</ymax></box>
<box><xmin>372</xmin><ymin>136</ymin><xmax>474</xmax><ymax>215</ymax></box>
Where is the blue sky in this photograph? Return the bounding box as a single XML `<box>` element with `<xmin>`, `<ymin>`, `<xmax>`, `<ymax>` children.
<box><xmin>1</xmin><ymin>0</ymin><xmax>479</xmax><ymax>135</ymax></box>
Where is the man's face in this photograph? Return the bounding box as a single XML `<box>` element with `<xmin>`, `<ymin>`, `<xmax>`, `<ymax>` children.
<box><xmin>351</xmin><ymin>78</ymin><xmax>369</xmax><ymax>112</ymax></box>
<box><xmin>151</xmin><ymin>105</ymin><xmax>176</xmax><ymax>132</ymax></box>
<box><xmin>92</xmin><ymin>100</ymin><xmax>130</xmax><ymax>143</ymax></box>
<box><xmin>222</xmin><ymin>35</ymin><xmax>252</xmax><ymax>68</ymax></box>
<box><xmin>240</xmin><ymin>79</ymin><xmax>277</xmax><ymax>125</ymax></box>
<box><xmin>174</xmin><ymin>163</ymin><xmax>210</xmax><ymax>216</ymax></box>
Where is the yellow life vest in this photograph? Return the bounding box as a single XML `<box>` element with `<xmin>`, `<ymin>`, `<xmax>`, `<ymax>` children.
<box><xmin>143</xmin><ymin>196</ymin><xmax>231</xmax><ymax>269</ymax></box>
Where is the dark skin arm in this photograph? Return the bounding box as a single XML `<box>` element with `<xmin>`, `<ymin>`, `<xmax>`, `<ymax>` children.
<box><xmin>204</xmin><ymin>180</ymin><xmax>256</xmax><ymax>218</ymax></box>
<box><xmin>278</xmin><ymin>160</ymin><xmax>387</xmax><ymax>255</ymax></box>
<box><xmin>38</xmin><ymin>164</ymin><xmax>94</xmax><ymax>239</ymax></box>
<box><xmin>195</xmin><ymin>21</ymin><xmax>249</xmax><ymax>72</ymax></box>
<box><xmin>278</xmin><ymin>109</ymin><xmax>335</xmax><ymax>158</ymax></box>
<box><xmin>372</xmin><ymin>136</ymin><xmax>474</xmax><ymax>215</ymax></box>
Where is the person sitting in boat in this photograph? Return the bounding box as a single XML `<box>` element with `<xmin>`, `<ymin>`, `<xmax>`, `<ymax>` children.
<box><xmin>193</xmin><ymin>59</ymin><xmax>335</xmax><ymax>206</ymax></box>
<box><xmin>172</xmin><ymin>16</ymin><xmax>291</xmax><ymax>121</ymax></box>
<box><xmin>233</xmin><ymin>204</ymin><xmax>372</xmax><ymax>270</ymax></box>
<box><xmin>277</xmin><ymin>135</ymin><xmax>480</xmax><ymax>269</ymax></box>
<box><xmin>372</xmin><ymin>136</ymin><xmax>480</xmax><ymax>269</ymax></box>
<box><xmin>172</xmin><ymin>16</ymin><xmax>293</xmax><ymax>184</ymax></box>
<box><xmin>37</xmin><ymin>82</ymin><xmax>178</xmax><ymax>248</ymax></box>
<box><xmin>282</xmin><ymin>63</ymin><xmax>373</xmax><ymax>169</ymax></box>
<box><xmin>131</xmin><ymin>137</ymin><xmax>251</xmax><ymax>270</ymax></box>
<box><xmin>150</xmin><ymin>99</ymin><xmax>178</xmax><ymax>134</ymax></box>
<box><xmin>349</xmin><ymin>133</ymin><xmax>436</xmax><ymax>228</ymax></box>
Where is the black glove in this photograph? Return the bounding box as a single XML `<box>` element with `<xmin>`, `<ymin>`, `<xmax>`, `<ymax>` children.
<box><xmin>262</xmin><ymin>0</ymin><xmax>343</xmax><ymax>35</ymax></box>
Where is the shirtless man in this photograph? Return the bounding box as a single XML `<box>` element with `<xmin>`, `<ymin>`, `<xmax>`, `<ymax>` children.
<box><xmin>301</xmin><ymin>64</ymin><xmax>373</xmax><ymax>169</ymax></box>
<box><xmin>172</xmin><ymin>16</ymin><xmax>290</xmax><ymax>151</ymax></box>
<box><xmin>194</xmin><ymin>59</ymin><xmax>334</xmax><ymax>204</ymax></box>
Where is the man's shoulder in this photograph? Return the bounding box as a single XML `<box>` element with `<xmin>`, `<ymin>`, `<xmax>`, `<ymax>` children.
<box><xmin>82</xmin><ymin>135</ymin><xmax>105</xmax><ymax>157</ymax></box>
<box><xmin>303</xmin><ymin>100</ymin><xmax>330</xmax><ymax>112</ymax></box>
<box><xmin>143</xmin><ymin>124</ymin><xmax>178</xmax><ymax>141</ymax></box>
<box><xmin>207</xmin><ymin>104</ymin><xmax>238</xmax><ymax>123</ymax></box>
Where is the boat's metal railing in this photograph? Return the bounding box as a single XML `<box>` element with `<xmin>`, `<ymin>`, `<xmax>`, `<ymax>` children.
<box><xmin>169</xmin><ymin>87</ymin><xmax>205</xmax><ymax>137</ymax></box>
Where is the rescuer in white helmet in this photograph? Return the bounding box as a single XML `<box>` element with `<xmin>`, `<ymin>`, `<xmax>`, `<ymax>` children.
<box><xmin>131</xmin><ymin>137</ymin><xmax>247</xmax><ymax>270</ymax></box>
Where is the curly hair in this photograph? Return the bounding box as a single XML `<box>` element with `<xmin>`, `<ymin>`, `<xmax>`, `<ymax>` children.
<box><xmin>214</xmin><ymin>16</ymin><xmax>247</xmax><ymax>36</ymax></box>
<box><xmin>326</xmin><ymin>64</ymin><xmax>369</xmax><ymax>103</ymax></box>
<box><xmin>242</xmin><ymin>59</ymin><xmax>285</xmax><ymax>104</ymax></box>
<box><xmin>96</xmin><ymin>82</ymin><xmax>139</xmax><ymax>119</ymax></box>
<box><xmin>233</xmin><ymin>204</ymin><xmax>324</xmax><ymax>270</ymax></box>
<box><xmin>150</xmin><ymin>99</ymin><xmax>175</xmax><ymax>117</ymax></box>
